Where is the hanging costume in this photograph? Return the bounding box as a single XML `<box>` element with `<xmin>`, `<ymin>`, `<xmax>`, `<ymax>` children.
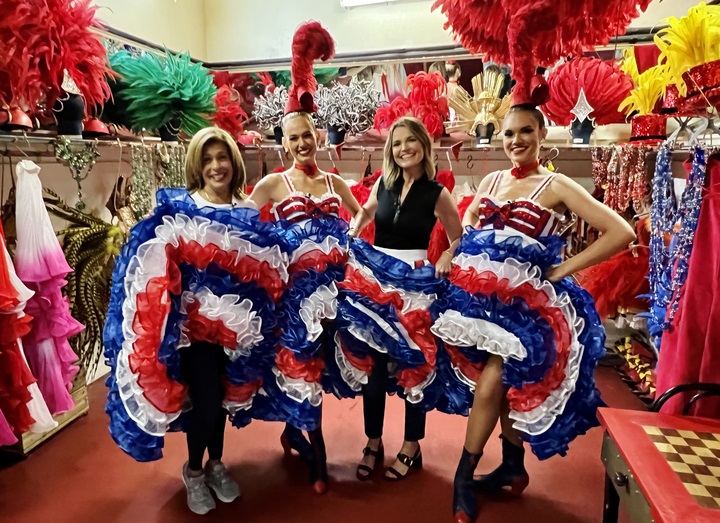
<box><xmin>14</xmin><ymin>160</ymin><xmax>83</xmax><ymax>416</ymax></box>
<box><xmin>0</xmin><ymin>219</ymin><xmax>57</xmax><ymax>441</ymax></box>
<box><xmin>104</xmin><ymin>189</ymin><xmax>287</xmax><ymax>461</ymax></box>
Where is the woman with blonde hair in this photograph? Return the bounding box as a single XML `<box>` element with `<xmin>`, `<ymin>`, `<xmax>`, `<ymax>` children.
<box><xmin>341</xmin><ymin>116</ymin><xmax>463</xmax><ymax>481</ymax></box>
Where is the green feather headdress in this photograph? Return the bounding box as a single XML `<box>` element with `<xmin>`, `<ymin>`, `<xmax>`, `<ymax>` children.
<box><xmin>110</xmin><ymin>50</ymin><xmax>217</xmax><ymax>135</ymax></box>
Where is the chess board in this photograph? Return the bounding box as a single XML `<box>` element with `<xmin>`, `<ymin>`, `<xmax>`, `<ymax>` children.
<box><xmin>643</xmin><ymin>426</ymin><xmax>720</xmax><ymax>510</ymax></box>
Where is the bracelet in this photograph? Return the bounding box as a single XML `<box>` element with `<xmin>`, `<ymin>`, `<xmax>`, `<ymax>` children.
<box><xmin>442</xmin><ymin>249</ymin><xmax>454</xmax><ymax>257</ymax></box>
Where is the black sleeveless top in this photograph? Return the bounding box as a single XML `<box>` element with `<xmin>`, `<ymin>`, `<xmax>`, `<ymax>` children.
<box><xmin>375</xmin><ymin>175</ymin><xmax>444</xmax><ymax>250</ymax></box>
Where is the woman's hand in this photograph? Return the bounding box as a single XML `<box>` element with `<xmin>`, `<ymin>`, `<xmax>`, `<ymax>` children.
<box><xmin>435</xmin><ymin>251</ymin><xmax>453</xmax><ymax>278</ymax></box>
<box><xmin>544</xmin><ymin>264</ymin><xmax>566</xmax><ymax>282</ymax></box>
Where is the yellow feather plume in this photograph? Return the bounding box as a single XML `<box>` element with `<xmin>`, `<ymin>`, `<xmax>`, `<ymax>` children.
<box><xmin>655</xmin><ymin>2</ymin><xmax>720</xmax><ymax>96</ymax></box>
<box><xmin>618</xmin><ymin>65</ymin><xmax>669</xmax><ymax>116</ymax></box>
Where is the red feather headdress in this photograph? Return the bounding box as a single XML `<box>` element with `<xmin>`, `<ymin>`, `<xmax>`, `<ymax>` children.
<box><xmin>284</xmin><ymin>21</ymin><xmax>336</xmax><ymax>115</ymax></box>
<box><xmin>433</xmin><ymin>0</ymin><xmax>652</xmax><ymax>107</ymax></box>
<box><xmin>0</xmin><ymin>0</ymin><xmax>112</xmax><ymax>115</ymax></box>
<box><xmin>542</xmin><ymin>57</ymin><xmax>634</xmax><ymax>126</ymax></box>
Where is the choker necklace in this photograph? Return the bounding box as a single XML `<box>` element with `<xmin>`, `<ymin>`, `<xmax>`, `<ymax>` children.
<box><xmin>295</xmin><ymin>162</ymin><xmax>319</xmax><ymax>177</ymax></box>
<box><xmin>510</xmin><ymin>160</ymin><xmax>540</xmax><ymax>179</ymax></box>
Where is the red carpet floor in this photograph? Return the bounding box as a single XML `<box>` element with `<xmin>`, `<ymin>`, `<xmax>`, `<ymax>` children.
<box><xmin>0</xmin><ymin>367</ymin><xmax>645</xmax><ymax>523</ymax></box>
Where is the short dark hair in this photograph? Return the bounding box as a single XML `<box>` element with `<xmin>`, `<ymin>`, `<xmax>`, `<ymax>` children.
<box><xmin>508</xmin><ymin>104</ymin><xmax>546</xmax><ymax>129</ymax></box>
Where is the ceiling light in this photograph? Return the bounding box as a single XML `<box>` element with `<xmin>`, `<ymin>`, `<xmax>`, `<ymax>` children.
<box><xmin>341</xmin><ymin>0</ymin><xmax>401</xmax><ymax>7</ymax></box>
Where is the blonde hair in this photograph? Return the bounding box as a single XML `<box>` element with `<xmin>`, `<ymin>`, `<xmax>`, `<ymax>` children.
<box><xmin>185</xmin><ymin>127</ymin><xmax>246</xmax><ymax>198</ymax></box>
<box><xmin>382</xmin><ymin>116</ymin><xmax>436</xmax><ymax>188</ymax></box>
<box><xmin>281</xmin><ymin>111</ymin><xmax>316</xmax><ymax>132</ymax></box>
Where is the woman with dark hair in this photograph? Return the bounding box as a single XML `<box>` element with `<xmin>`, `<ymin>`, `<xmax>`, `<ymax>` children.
<box><xmin>431</xmin><ymin>100</ymin><xmax>635</xmax><ymax>522</ymax></box>
<box><xmin>343</xmin><ymin>115</ymin><xmax>463</xmax><ymax>481</ymax></box>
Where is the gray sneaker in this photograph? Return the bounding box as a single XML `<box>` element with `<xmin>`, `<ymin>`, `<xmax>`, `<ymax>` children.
<box><xmin>182</xmin><ymin>462</ymin><xmax>216</xmax><ymax>515</ymax></box>
<box><xmin>204</xmin><ymin>461</ymin><xmax>241</xmax><ymax>503</ymax></box>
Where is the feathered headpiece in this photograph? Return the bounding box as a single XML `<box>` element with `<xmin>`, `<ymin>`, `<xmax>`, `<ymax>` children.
<box><xmin>433</xmin><ymin>0</ymin><xmax>652</xmax><ymax>107</ymax></box>
<box><xmin>444</xmin><ymin>66</ymin><xmax>512</xmax><ymax>135</ymax></box>
<box><xmin>542</xmin><ymin>57</ymin><xmax>633</xmax><ymax>126</ymax></box>
<box><xmin>284</xmin><ymin>21</ymin><xmax>336</xmax><ymax>115</ymax></box>
<box><xmin>0</xmin><ymin>0</ymin><xmax>112</xmax><ymax>114</ymax></box>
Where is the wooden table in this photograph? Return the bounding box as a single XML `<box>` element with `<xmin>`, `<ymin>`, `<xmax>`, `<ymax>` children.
<box><xmin>599</xmin><ymin>408</ymin><xmax>720</xmax><ymax>523</ymax></box>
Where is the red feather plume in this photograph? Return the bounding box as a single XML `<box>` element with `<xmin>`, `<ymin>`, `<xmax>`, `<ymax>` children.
<box><xmin>542</xmin><ymin>57</ymin><xmax>633</xmax><ymax>126</ymax></box>
<box><xmin>285</xmin><ymin>21</ymin><xmax>336</xmax><ymax>115</ymax></box>
<box><xmin>0</xmin><ymin>0</ymin><xmax>112</xmax><ymax>114</ymax></box>
<box><xmin>212</xmin><ymin>85</ymin><xmax>248</xmax><ymax>140</ymax></box>
<box><xmin>433</xmin><ymin>0</ymin><xmax>651</xmax><ymax>106</ymax></box>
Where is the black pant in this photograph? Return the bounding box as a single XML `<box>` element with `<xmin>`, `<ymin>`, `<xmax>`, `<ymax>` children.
<box><xmin>363</xmin><ymin>352</ymin><xmax>426</xmax><ymax>441</ymax></box>
<box><xmin>181</xmin><ymin>342</ymin><xmax>228</xmax><ymax>471</ymax></box>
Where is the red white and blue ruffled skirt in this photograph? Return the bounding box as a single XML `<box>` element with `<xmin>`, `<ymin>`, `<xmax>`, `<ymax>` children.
<box><xmin>261</xmin><ymin>216</ymin><xmax>374</xmax><ymax>431</ymax></box>
<box><xmin>104</xmin><ymin>189</ymin><xmax>288</xmax><ymax>462</ymax></box>
<box><xmin>334</xmin><ymin>239</ymin><xmax>444</xmax><ymax>407</ymax></box>
<box><xmin>431</xmin><ymin>228</ymin><xmax>605</xmax><ymax>460</ymax></box>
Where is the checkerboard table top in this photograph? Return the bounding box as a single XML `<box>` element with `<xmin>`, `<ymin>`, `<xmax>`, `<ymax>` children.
<box><xmin>599</xmin><ymin>408</ymin><xmax>720</xmax><ymax>523</ymax></box>
<box><xmin>643</xmin><ymin>426</ymin><xmax>720</xmax><ymax>510</ymax></box>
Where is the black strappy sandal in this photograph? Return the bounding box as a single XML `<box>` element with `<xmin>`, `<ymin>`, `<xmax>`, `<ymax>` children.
<box><xmin>356</xmin><ymin>443</ymin><xmax>384</xmax><ymax>481</ymax></box>
<box><xmin>385</xmin><ymin>447</ymin><xmax>422</xmax><ymax>481</ymax></box>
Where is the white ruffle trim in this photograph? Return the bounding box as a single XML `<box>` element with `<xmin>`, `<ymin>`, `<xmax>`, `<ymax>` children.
<box><xmin>299</xmin><ymin>282</ymin><xmax>338</xmax><ymax>342</ymax></box>
<box><xmin>290</xmin><ymin>235</ymin><xmax>344</xmax><ymax>267</ymax></box>
<box><xmin>332</xmin><ymin>332</ymin><xmax>368</xmax><ymax>392</ymax></box>
<box><xmin>179</xmin><ymin>287</ymin><xmax>264</xmax><ymax>360</ymax></box>
<box><xmin>432</xmin><ymin>310</ymin><xmax>527</xmax><ymax>361</ymax></box>
<box><xmin>435</xmin><ymin>252</ymin><xmax>585</xmax><ymax>436</ymax></box>
<box><xmin>117</xmin><ymin>214</ymin><xmax>286</xmax><ymax>436</ymax></box>
<box><xmin>273</xmin><ymin>367</ymin><xmax>323</xmax><ymax>407</ymax></box>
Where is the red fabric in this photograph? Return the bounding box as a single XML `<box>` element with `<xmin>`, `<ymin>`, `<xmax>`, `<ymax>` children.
<box><xmin>289</xmin><ymin>248</ymin><xmax>348</xmax><ymax>276</ymax></box>
<box><xmin>445</xmin><ymin>344</ymin><xmax>485</xmax><ymax>383</ymax></box>
<box><xmin>285</xmin><ymin>22</ymin><xmax>335</xmax><ymax>114</ymax></box>
<box><xmin>275</xmin><ymin>347</ymin><xmax>323</xmax><ymax>383</ymax></box>
<box><xmin>129</xmin><ymin>273</ymin><xmax>186</xmax><ymax>414</ymax></box>
<box><xmin>428</xmin><ymin>170</ymin><xmax>455</xmax><ymax>264</ymax></box>
<box><xmin>294</xmin><ymin>163</ymin><xmax>319</xmax><ymax>177</ymax></box>
<box><xmin>223</xmin><ymin>379</ymin><xmax>262</xmax><ymax>403</ymax></box>
<box><xmin>167</xmin><ymin>238</ymin><xmax>285</xmax><ymax>301</ymax></box>
<box><xmin>183</xmin><ymin>302</ymin><xmax>238</xmax><ymax>349</ymax></box>
<box><xmin>576</xmin><ymin>246</ymin><xmax>649</xmax><ymax>319</ymax></box>
<box><xmin>542</xmin><ymin>57</ymin><xmax>633</xmax><ymax>126</ymax></box>
<box><xmin>634</xmin><ymin>44</ymin><xmax>662</xmax><ymax>75</ymax></box>
<box><xmin>656</xmin><ymin>155</ymin><xmax>720</xmax><ymax>417</ymax></box>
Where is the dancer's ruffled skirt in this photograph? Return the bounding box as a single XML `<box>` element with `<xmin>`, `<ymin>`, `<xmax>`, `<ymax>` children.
<box><xmin>260</xmin><ymin>218</ymin><xmax>371</xmax><ymax>431</ymax></box>
<box><xmin>334</xmin><ymin>239</ymin><xmax>444</xmax><ymax>408</ymax></box>
<box><xmin>104</xmin><ymin>189</ymin><xmax>286</xmax><ymax>461</ymax></box>
<box><xmin>431</xmin><ymin>229</ymin><xmax>605</xmax><ymax>460</ymax></box>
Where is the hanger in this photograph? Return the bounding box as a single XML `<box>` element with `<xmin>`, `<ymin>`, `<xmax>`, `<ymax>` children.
<box><xmin>542</xmin><ymin>147</ymin><xmax>559</xmax><ymax>171</ymax></box>
<box><xmin>276</xmin><ymin>149</ymin><xmax>285</xmax><ymax>169</ymax></box>
<box><xmin>326</xmin><ymin>149</ymin><xmax>336</xmax><ymax>170</ymax></box>
<box><xmin>466</xmin><ymin>154</ymin><xmax>474</xmax><ymax>170</ymax></box>
<box><xmin>445</xmin><ymin>150</ymin><xmax>453</xmax><ymax>171</ymax></box>
<box><xmin>14</xmin><ymin>134</ymin><xmax>30</xmax><ymax>158</ymax></box>
<box><xmin>364</xmin><ymin>152</ymin><xmax>373</xmax><ymax>177</ymax></box>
